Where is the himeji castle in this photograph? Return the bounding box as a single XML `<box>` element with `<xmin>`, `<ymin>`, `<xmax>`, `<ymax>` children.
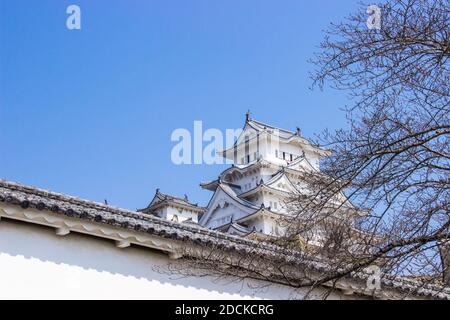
<box><xmin>199</xmin><ymin>113</ymin><xmax>330</xmax><ymax>237</ymax></box>
<box><xmin>140</xmin><ymin>113</ymin><xmax>341</xmax><ymax>239</ymax></box>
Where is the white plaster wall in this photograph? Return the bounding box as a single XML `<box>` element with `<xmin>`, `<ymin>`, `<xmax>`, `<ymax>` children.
<box><xmin>279</xmin><ymin>143</ymin><xmax>302</xmax><ymax>158</ymax></box>
<box><xmin>245</xmin><ymin>218</ymin><xmax>265</xmax><ymax>234</ymax></box>
<box><xmin>205</xmin><ymin>202</ymin><xmax>247</xmax><ymax>229</ymax></box>
<box><xmin>270</xmin><ymin>142</ymin><xmax>320</xmax><ymax>171</ymax></box>
<box><xmin>263</xmin><ymin>218</ymin><xmax>279</xmax><ymax>236</ymax></box>
<box><xmin>235</xmin><ymin>134</ymin><xmax>280</xmax><ymax>166</ymax></box>
<box><xmin>243</xmin><ymin>216</ymin><xmax>287</xmax><ymax>236</ymax></box>
<box><xmin>154</xmin><ymin>207</ymin><xmax>199</xmax><ymax>223</ymax></box>
<box><xmin>234</xmin><ymin>138</ymin><xmax>259</xmax><ymax>165</ymax></box>
<box><xmin>232</xmin><ymin>131</ymin><xmax>320</xmax><ymax>171</ymax></box>
<box><xmin>262</xmin><ymin>194</ymin><xmax>285</xmax><ymax>213</ymax></box>
<box><xmin>234</xmin><ymin>173</ymin><xmax>259</xmax><ymax>193</ymax></box>
<box><xmin>245</xmin><ymin>217</ymin><xmax>280</xmax><ymax>236</ymax></box>
<box><xmin>154</xmin><ymin>207</ymin><xmax>168</xmax><ymax>219</ymax></box>
<box><xmin>0</xmin><ymin>219</ymin><xmax>353</xmax><ymax>300</ymax></box>
<box><xmin>166</xmin><ymin>206</ymin><xmax>199</xmax><ymax>223</ymax></box>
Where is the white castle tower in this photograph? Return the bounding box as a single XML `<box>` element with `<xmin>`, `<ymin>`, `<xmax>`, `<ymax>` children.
<box><xmin>198</xmin><ymin>113</ymin><xmax>331</xmax><ymax>237</ymax></box>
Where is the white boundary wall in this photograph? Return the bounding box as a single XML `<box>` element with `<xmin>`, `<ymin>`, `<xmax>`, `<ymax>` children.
<box><xmin>0</xmin><ymin>219</ymin><xmax>349</xmax><ymax>300</ymax></box>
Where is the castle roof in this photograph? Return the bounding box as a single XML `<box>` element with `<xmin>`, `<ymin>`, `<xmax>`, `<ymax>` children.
<box><xmin>219</xmin><ymin>116</ymin><xmax>331</xmax><ymax>158</ymax></box>
<box><xmin>139</xmin><ymin>189</ymin><xmax>205</xmax><ymax>215</ymax></box>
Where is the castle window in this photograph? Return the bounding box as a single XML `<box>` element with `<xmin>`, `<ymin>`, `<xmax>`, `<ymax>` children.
<box><xmin>283</xmin><ymin>152</ymin><xmax>286</xmax><ymax>160</ymax></box>
<box><xmin>290</xmin><ymin>154</ymin><xmax>293</xmax><ymax>161</ymax></box>
<box><xmin>246</xmin><ymin>155</ymin><xmax>250</xmax><ymax>163</ymax></box>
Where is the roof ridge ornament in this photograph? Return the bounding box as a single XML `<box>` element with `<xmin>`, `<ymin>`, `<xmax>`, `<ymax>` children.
<box><xmin>296</xmin><ymin>127</ymin><xmax>301</xmax><ymax>136</ymax></box>
<box><xmin>246</xmin><ymin>110</ymin><xmax>251</xmax><ymax>122</ymax></box>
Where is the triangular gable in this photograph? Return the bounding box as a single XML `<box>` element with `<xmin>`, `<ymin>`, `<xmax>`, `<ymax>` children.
<box><xmin>266</xmin><ymin>171</ymin><xmax>299</xmax><ymax>194</ymax></box>
<box><xmin>199</xmin><ymin>183</ymin><xmax>258</xmax><ymax>226</ymax></box>
<box><xmin>236</xmin><ymin>207</ymin><xmax>281</xmax><ymax>224</ymax></box>
<box><xmin>220</xmin><ymin>117</ymin><xmax>329</xmax><ymax>158</ymax></box>
<box><xmin>248</xmin><ymin>119</ymin><xmax>297</xmax><ymax>140</ymax></box>
<box><xmin>220</xmin><ymin>120</ymin><xmax>270</xmax><ymax>157</ymax></box>
<box><xmin>231</xmin><ymin>122</ymin><xmax>262</xmax><ymax>149</ymax></box>
<box><xmin>286</xmin><ymin>156</ymin><xmax>317</xmax><ymax>172</ymax></box>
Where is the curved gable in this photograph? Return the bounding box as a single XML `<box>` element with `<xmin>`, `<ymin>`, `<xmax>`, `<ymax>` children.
<box><xmin>199</xmin><ymin>184</ymin><xmax>257</xmax><ymax>227</ymax></box>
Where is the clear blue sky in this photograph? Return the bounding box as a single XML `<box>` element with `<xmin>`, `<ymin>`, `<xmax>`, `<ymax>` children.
<box><xmin>0</xmin><ymin>0</ymin><xmax>362</xmax><ymax>209</ymax></box>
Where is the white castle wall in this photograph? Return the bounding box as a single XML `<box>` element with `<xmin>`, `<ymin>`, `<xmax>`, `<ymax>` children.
<box><xmin>155</xmin><ymin>206</ymin><xmax>199</xmax><ymax>223</ymax></box>
<box><xmin>0</xmin><ymin>218</ymin><xmax>354</xmax><ymax>300</ymax></box>
<box><xmin>204</xmin><ymin>197</ymin><xmax>253</xmax><ymax>229</ymax></box>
